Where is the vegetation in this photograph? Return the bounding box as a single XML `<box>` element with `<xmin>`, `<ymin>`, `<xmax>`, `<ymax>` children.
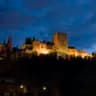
<box><xmin>0</xmin><ymin>55</ymin><xmax>96</xmax><ymax>96</ymax></box>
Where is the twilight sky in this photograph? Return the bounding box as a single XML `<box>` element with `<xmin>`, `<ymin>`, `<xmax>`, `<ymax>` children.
<box><xmin>0</xmin><ymin>0</ymin><xmax>96</xmax><ymax>53</ymax></box>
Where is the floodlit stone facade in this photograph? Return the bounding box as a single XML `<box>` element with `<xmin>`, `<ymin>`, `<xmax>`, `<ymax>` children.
<box><xmin>21</xmin><ymin>32</ymin><xmax>92</xmax><ymax>58</ymax></box>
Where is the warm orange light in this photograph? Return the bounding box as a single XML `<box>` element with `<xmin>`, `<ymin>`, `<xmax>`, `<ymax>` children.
<box><xmin>41</xmin><ymin>50</ymin><xmax>49</xmax><ymax>54</ymax></box>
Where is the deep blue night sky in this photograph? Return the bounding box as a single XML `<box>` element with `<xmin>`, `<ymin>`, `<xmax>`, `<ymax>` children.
<box><xmin>0</xmin><ymin>0</ymin><xmax>96</xmax><ymax>53</ymax></box>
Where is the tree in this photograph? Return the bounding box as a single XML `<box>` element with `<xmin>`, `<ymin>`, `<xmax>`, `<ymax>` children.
<box><xmin>25</xmin><ymin>38</ymin><xmax>32</xmax><ymax>44</ymax></box>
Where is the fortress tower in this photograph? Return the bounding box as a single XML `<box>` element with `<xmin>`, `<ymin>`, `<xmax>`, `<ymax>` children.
<box><xmin>6</xmin><ymin>36</ymin><xmax>12</xmax><ymax>51</ymax></box>
<box><xmin>53</xmin><ymin>32</ymin><xmax>68</xmax><ymax>56</ymax></box>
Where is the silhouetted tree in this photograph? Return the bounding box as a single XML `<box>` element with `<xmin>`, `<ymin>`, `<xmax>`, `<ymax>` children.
<box><xmin>25</xmin><ymin>38</ymin><xmax>32</xmax><ymax>44</ymax></box>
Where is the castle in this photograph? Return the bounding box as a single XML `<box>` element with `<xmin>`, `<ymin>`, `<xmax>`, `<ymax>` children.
<box><xmin>0</xmin><ymin>32</ymin><xmax>92</xmax><ymax>59</ymax></box>
<box><xmin>21</xmin><ymin>32</ymin><xmax>92</xmax><ymax>58</ymax></box>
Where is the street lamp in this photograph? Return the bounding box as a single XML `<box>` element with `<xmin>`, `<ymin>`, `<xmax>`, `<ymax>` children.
<box><xmin>42</xmin><ymin>86</ymin><xmax>47</xmax><ymax>91</ymax></box>
<box><xmin>20</xmin><ymin>84</ymin><xmax>24</xmax><ymax>89</ymax></box>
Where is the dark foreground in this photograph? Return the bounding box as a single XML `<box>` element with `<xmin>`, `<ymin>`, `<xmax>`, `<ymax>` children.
<box><xmin>0</xmin><ymin>55</ymin><xmax>96</xmax><ymax>96</ymax></box>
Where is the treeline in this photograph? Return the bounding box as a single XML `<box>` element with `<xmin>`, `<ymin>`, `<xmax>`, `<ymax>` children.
<box><xmin>0</xmin><ymin>55</ymin><xmax>96</xmax><ymax>96</ymax></box>
<box><xmin>0</xmin><ymin>55</ymin><xmax>96</xmax><ymax>79</ymax></box>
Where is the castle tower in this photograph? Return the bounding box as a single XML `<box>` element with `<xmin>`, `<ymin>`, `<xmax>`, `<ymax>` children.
<box><xmin>7</xmin><ymin>36</ymin><xmax>12</xmax><ymax>50</ymax></box>
<box><xmin>53</xmin><ymin>32</ymin><xmax>68</xmax><ymax>56</ymax></box>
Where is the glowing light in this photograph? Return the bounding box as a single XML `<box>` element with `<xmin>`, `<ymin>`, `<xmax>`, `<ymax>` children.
<box><xmin>41</xmin><ymin>50</ymin><xmax>49</xmax><ymax>54</ymax></box>
<box><xmin>37</xmin><ymin>49</ymin><xmax>49</xmax><ymax>55</ymax></box>
<box><xmin>81</xmin><ymin>55</ymin><xmax>85</xmax><ymax>59</ymax></box>
<box><xmin>42</xmin><ymin>86</ymin><xmax>47</xmax><ymax>91</ymax></box>
<box><xmin>20</xmin><ymin>85</ymin><xmax>24</xmax><ymax>88</ymax></box>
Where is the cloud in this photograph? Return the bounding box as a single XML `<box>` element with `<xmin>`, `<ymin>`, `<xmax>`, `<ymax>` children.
<box><xmin>0</xmin><ymin>10</ymin><xmax>34</xmax><ymax>30</ymax></box>
<box><xmin>24</xmin><ymin>0</ymin><xmax>57</xmax><ymax>10</ymax></box>
<box><xmin>0</xmin><ymin>0</ymin><xmax>96</xmax><ymax>52</ymax></box>
<box><xmin>84</xmin><ymin>44</ymin><xmax>96</xmax><ymax>53</ymax></box>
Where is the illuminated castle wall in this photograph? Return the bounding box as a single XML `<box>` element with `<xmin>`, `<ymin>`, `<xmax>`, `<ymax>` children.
<box><xmin>68</xmin><ymin>47</ymin><xmax>78</xmax><ymax>57</ymax></box>
<box><xmin>22</xmin><ymin>39</ymin><xmax>54</xmax><ymax>56</ymax></box>
<box><xmin>0</xmin><ymin>37</ymin><xmax>12</xmax><ymax>57</ymax></box>
<box><xmin>68</xmin><ymin>47</ymin><xmax>92</xmax><ymax>58</ymax></box>
<box><xmin>32</xmin><ymin>40</ymin><xmax>50</xmax><ymax>55</ymax></box>
<box><xmin>0</xmin><ymin>34</ymin><xmax>92</xmax><ymax>59</ymax></box>
<box><xmin>53</xmin><ymin>32</ymin><xmax>68</xmax><ymax>56</ymax></box>
<box><xmin>21</xmin><ymin>32</ymin><xmax>92</xmax><ymax>58</ymax></box>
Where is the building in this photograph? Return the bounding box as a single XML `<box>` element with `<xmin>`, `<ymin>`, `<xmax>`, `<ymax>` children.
<box><xmin>68</xmin><ymin>46</ymin><xmax>79</xmax><ymax>57</ymax></box>
<box><xmin>0</xmin><ymin>44</ymin><xmax>6</xmax><ymax>53</ymax></box>
<box><xmin>67</xmin><ymin>47</ymin><xmax>92</xmax><ymax>58</ymax></box>
<box><xmin>7</xmin><ymin>36</ymin><xmax>12</xmax><ymax>50</ymax></box>
<box><xmin>21</xmin><ymin>39</ymin><xmax>54</xmax><ymax>56</ymax></box>
<box><xmin>78</xmin><ymin>50</ymin><xmax>92</xmax><ymax>58</ymax></box>
<box><xmin>0</xmin><ymin>37</ymin><xmax>12</xmax><ymax>58</ymax></box>
<box><xmin>32</xmin><ymin>40</ymin><xmax>48</xmax><ymax>55</ymax></box>
<box><xmin>20</xmin><ymin>33</ymin><xmax>93</xmax><ymax>59</ymax></box>
<box><xmin>53</xmin><ymin>32</ymin><xmax>68</xmax><ymax>56</ymax></box>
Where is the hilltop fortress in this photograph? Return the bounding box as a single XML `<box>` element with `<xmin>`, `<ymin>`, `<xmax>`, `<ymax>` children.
<box><xmin>21</xmin><ymin>32</ymin><xmax>92</xmax><ymax>58</ymax></box>
<box><xmin>0</xmin><ymin>32</ymin><xmax>92</xmax><ymax>60</ymax></box>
